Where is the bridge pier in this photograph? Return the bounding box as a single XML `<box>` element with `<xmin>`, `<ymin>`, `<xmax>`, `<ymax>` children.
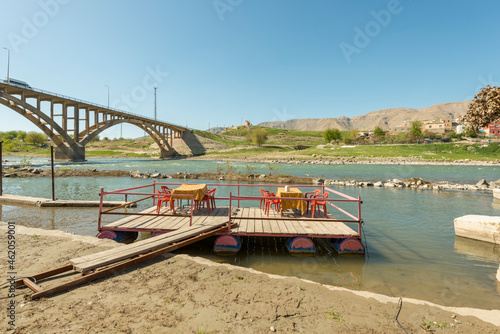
<box><xmin>55</xmin><ymin>144</ymin><xmax>85</xmax><ymax>161</ymax></box>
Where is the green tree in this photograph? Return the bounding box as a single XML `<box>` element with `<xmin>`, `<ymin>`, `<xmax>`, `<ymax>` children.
<box><xmin>349</xmin><ymin>129</ymin><xmax>359</xmax><ymax>138</ymax></box>
<box><xmin>410</xmin><ymin>121</ymin><xmax>423</xmax><ymax>140</ymax></box>
<box><xmin>4</xmin><ymin>131</ymin><xmax>18</xmax><ymax>140</ymax></box>
<box><xmin>25</xmin><ymin>131</ymin><xmax>47</xmax><ymax>146</ymax></box>
<box><xmin>16</xmin><ymin>131</ymin><xmax>27</xmax><ymax>141</ymax></box>
<box><xmin>374</xmin><ymin>126</ymin><xmax>385</xmax><ymax>137</ymax></box>
<box><xmin>323</xmin><ymin>128</ymin><xmax>342</xmax><ymax>143</ymax></box>
<box><xmin>250</xmin><ymin>128</ymin><xmax>268</xmax><ymax>146</ymax></box>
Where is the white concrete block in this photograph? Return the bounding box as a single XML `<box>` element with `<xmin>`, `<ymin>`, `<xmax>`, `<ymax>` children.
<box><xmin>454</xmin><ymin>215</ymin><xmax>500</xmax><ymax>244</ymax></box>
<box><xmin>493</xmin><ymin>189</ymin><xmax>500</xmax><ymax>200</ymax></box>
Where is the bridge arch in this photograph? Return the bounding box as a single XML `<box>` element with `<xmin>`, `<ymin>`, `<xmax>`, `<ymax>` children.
<box><xmin>0</xmin><ymin>84</ymin><xmax>186</xmax><ymax>161</ymax></box>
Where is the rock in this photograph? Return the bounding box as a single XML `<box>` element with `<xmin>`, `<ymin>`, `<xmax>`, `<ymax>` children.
<box><xmin>130</xmin><ymin>170</ymin><xmax>142</xmax><ymax>178</ymax></box>
<box><xmin>476</xmin><ymin>179</ymin><xmax>489</xmax><ymax>187</ymax></box>
<box><xmin>270</xmin><ymin>326</ymin><xmax>276</xmax><ymax>332</ymax></box>
<box><xmin>314</xmin><ymin>178</ymin><xmax>325</xmax><ymax>185</ymax></box>
<box><xmin>32</xmin><ymin>169</ymin><xmax>41</xmax><ymax>174</ymax></box>
<box><xmin>373</xmin><ymin>181</ymin><xmax>383</xmax><ymax>187</ymax></box>
<box><xmin>497</xmin><ymin>265</ymin><xmax>500</xmax><ymax>283</ymax></box>
<box><xmin>150</xmin><ymin>173</ymin><xmax>161</xmax><ymax>178</ymax></box>
<box><xmin>384</xmin><ymin>182</ymin><xmax>396</xmax><ymax>188</ymax></box>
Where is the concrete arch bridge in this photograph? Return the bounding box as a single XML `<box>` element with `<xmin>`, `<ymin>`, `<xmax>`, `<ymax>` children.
<box><xmin>0</xmin><ymin>82</ymin><xmax>188</xmax><ymax>161</ymax></box>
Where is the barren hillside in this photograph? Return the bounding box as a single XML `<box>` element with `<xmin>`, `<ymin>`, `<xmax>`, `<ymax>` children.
<box><xmin>258</xmin><ymin>101</ymin><xmax>471</xmax><ymax>131</ymax></box>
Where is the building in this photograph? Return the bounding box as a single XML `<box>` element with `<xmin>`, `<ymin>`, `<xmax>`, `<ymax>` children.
<box><xmin>483</xmin><ymin>123</ymin><xmax>500</xmax><ymax>137</ymax></box>
<box><xmin>390</xmin><ymin>118</ymin><xmax>454</xmax><ymax>135</ymax></box>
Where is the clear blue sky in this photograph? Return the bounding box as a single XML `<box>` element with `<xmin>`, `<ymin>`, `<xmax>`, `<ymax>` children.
<box><xmin>1</xmin><ymin>0</ymin><xmax>499</xmax><ymax>139</ymax></box>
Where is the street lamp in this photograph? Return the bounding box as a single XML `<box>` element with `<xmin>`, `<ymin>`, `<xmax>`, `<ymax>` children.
<box><xmin>154</xmin><ymin>87</ymin><xmax>157</xmax><ymax>121</ymax></box>
<box><xmin>3</xmin><ymin>47</ymin><xmax>10</xmax><ymax>83</ymax></box>
<box><xmin>104</xmin><ymin>84</ymin><xmax>109</xmax><ymax>107</ymax></box>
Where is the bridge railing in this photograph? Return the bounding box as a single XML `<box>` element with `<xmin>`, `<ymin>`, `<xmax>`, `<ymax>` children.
<box><xmin>0</xmin><ymin>81</ymin><xmax>188</xmax><ymax>130</ymax></box>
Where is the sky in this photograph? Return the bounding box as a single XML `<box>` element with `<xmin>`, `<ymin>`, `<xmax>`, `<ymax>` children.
<box><xmin>0</xmin><ymin>0</ymin><xmax>499</xmax><ymax>139</ymax></box>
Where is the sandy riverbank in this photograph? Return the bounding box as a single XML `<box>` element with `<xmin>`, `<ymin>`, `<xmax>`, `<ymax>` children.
<box><xmin>1</xmin><ymin>223</ymin><xmax>499</xmax><ymax>333</ymax></box>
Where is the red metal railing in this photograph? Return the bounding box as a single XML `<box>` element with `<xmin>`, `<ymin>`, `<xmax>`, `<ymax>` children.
<box><xmin>98</xmin><ymin>181</ymin><xmax>363</xmax><ymax>237</ymax></box>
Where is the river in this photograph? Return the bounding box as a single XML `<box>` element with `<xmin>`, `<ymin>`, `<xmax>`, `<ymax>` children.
<box><xmin>1</xmin><ymin>157</ymin><xmax>499</xmax><ymax>310</ymax></box>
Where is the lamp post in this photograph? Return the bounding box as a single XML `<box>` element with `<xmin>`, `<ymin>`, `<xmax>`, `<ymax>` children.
<box><xmin>104</xmin><ymin>84</ymin><xmax>109</xmax><ymax>107</ymax></box>
<box><xmin>3</xmin><ymin>47</ymin><xmax>10</xmax><ymax>82</ymax></box>
<box><xmin>154</xmin><ymin>87</ymin><xmax>157</xmax><ymax>121</ymax></box>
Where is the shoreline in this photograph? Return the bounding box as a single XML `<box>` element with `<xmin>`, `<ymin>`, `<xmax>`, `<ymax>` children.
<box><xmin>1</xmin><ymin>223</ymin><xmax>499</xmax><ymax>333</ymax></box>
<box><xmin>3</xmin><ymin>166</ymin><xmax>498</xmax><ymax>194</ymax></box>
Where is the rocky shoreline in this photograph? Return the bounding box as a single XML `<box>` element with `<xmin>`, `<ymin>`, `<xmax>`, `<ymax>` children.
<box><xmin>2</xmin><ymin>165</ymin><xmax>499</xmax><ymax>194</ymax></box>
<box><xmin>188</xmin><ymin>154</ymin><xmax>500</xmax><ymax>167</ymax></box>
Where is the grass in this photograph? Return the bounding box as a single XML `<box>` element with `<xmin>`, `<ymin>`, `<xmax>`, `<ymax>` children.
<box><xmin>303</xmin><ymin>142</ymin><xmax>500</xmax><ymax>161</ymax></box>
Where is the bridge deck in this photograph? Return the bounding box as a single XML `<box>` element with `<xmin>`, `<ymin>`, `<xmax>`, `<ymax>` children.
<box><xmin>102</xmin><ymin>206</ymin><xmax>358</xmax><ymax>238</ymax></box>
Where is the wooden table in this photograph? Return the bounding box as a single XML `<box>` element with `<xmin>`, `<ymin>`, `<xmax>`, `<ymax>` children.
<box><xmin>171</xmin><ymin>184</ymin><xmax>208</xmax><ymax>203</ymax></box>
<box><xmin>276</xmin><ymin>187</ymin><xmax>307</xmax><ymax>214</ymax></box>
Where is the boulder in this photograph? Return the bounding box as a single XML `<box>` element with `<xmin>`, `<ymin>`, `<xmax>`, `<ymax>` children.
<box><xmin>384</xmin><ymin>182</ymin><xmax>396</xmax><ymax>188</ymax></box>
<box><xmin>130</xmin><ymin>170</ymin><xmax>142</xmax><ymax>178</ymax></box>
<box><xmin>476</xmin><ymin>179</ymin><xmax>489</xmax><ymax>187</ymax></box>
<box><xmin>314</xmin><ymin>178</ymin><xmax>325</xmax><ymax>185</ymax></box>
<box><xmin>373</xmin><ymin>181</ymin><xmax>383</xmax><ymax>187</ymax></box>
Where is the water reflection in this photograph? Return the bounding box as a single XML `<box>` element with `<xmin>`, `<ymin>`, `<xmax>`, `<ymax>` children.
<box><xmin>454</xmin><ymin>236</ymin><xmax>500</xmax><ymax>263</ymax></box>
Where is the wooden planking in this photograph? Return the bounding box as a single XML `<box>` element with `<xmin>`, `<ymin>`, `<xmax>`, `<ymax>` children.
<box><xmin>102</xmin><ymin>205</ymin><xmax>358</xmax><ymax>238</ymax></box>
<box><xmin>72</xmin><ymin>223</ymin><xmax>226</xmax><ymax>272</ymax></box>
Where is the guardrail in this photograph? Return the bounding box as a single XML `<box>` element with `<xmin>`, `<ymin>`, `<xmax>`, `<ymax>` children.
<box><xmin>0</xmin><ymin>81</ymin><xmax>189</xmax><ymax>130</ymax></box>
<box><xmin>97</xmin><ymin>181</ymin><xmax>363</xmax><ymax>237</ymax></box>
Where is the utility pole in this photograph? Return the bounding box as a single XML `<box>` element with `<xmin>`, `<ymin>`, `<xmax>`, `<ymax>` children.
<box><xmin>3</xmin><ymin>47</ymin><xmax>10</xmax><ymax>82</ymax></box>
<box><xmin>154</xmin><ymin>87</ymin><xmax>157</xmax><ymax>121</ymax></box>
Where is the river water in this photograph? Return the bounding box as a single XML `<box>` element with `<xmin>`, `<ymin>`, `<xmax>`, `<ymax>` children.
<box><xmin>1</xmin><ymin>157</ymin><xmax>499</xmax><ymax>309</ymax></box>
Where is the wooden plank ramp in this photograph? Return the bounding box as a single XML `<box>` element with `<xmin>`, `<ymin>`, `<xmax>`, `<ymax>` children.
<box><xmin>71</xmin><ymin>221</ymin><xmax>228</xmax><ymax>273</ymax></box>
<box><xmin>17</xmin><ymin>223</ymin><xmax>235</xmax><ymax>300</ymax></box>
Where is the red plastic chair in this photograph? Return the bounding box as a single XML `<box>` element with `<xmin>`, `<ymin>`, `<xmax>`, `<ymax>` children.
<box><xmin>304</xmin><ymin>189</ymin><xmax>321</xmax><ymax>213</ymax></box>
<box><xmin>156</xmin><ymin>189</ymin><xmax>175</xmax><ymax>214</ymax></box>
<box><xmin>310</xmin><ymin>193</ymin><xmax>328</xmax><ymax>218</ymax></box>
<box><xmin>264</xmin><ymin>192</ymin><xmax>280</xmax><ymax>217</ymax></box>
<box><xmin>259</xmin><ymin>189</ymin><xmax>269</xmax><ymax>209</ymax></box>
<box><xmin>197</xmin><ymin>188</ymin><xmax>216</xmax><ymax>213</ymax></box>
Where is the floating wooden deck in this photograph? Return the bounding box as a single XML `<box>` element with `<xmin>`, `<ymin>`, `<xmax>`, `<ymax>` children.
<box><xmin>102</xmin><ymin>206</ymin><xmax>358</xmax><ymax>239</ymax></box>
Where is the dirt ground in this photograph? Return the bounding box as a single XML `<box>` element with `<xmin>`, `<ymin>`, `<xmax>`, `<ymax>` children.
<box><xmin>1</xmin><ymin>223</ymin><xmax>499</xmax><ymax>334</ymax></box>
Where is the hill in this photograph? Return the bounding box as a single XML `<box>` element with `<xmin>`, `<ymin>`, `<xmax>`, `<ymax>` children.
<box><xmin>257</xmin><ymin>101</ymin><xmax>471</xmax><ymax>131</ymax></box>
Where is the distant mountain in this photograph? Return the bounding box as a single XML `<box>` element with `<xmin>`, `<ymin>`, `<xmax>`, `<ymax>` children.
<box><xmin>257</xmin><ymin>101</ymin><xmax>471</xmax><ymax>131</ymax></box>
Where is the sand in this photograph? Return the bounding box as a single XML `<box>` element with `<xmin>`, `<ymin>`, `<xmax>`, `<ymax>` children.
<box><xmin>1</xmin><ymin>222</ymin><xmax>499</xmax><ymax>334</ymax></box>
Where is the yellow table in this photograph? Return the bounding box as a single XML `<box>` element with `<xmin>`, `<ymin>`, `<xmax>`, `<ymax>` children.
<box><xmin>276</xmin><ymin>188</ymin><xmax>307</xmax><ymax>214</ymax></box>
<box><xmin>171</xmin><ymin>184</ymin><xmax>208</xmax><ymax>201</ymax></box>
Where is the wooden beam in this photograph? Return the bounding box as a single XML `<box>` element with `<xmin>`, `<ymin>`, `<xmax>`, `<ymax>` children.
<box><xmin>29</xmin><ymin>224</ymin><xmax>236</xmax><ymax>300</ymax></box>
<box><xmin>15</xmin><ymin>264</ymin><xmax>73</xmax><ymax>288</ymax></box>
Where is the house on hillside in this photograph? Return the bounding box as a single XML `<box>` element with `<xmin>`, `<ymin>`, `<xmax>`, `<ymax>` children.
<box><xmin>390</xmin><ymin>117</ymin><xmax>454</xmax><ymax>134</ymax></box>
<box><xmin>484</xmin><ymin>123</ymin><xmax>500</xmax><ymax>137</ymax></box>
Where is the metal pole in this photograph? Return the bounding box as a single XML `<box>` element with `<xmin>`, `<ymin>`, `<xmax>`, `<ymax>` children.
<box><xmin>2</xmin><ymin>47</ymin><xmax>9</xmax><ymax>82</ymax></box>
<box><xmin>104</xmin><ymin>85</ymin><xmax>109</xmax><ymax>107</ymax></box>
<box><xmin>51</xmin><ymin>145</ymin><xmax>55</xmax><ymax>201</ymax></box>
<box><xmin>0</xmin><ymin>141</ymin><xmax>3</xmax><ymax>196</ymax></box>
<box><xmin>154</xmin><ymin>87</ymin><xmax>157</xmax><ymax>121</ymax></box>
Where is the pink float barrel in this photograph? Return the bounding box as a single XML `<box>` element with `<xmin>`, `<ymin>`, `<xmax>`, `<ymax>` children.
<box><xmin>96</xmin><ymin>230</ymin><xmax>138</xmax><ymax>243</ymax></box>
<box><xmin>330</xmin><ymin>238</ymin><xmax>365</xmax><ymax>255</ymax></box>
<box><xmin>286</xmin><ymin>237</ymin><xmax>316</xmax><ymax>256</ymax></box>
<box><xmin>214</xmin><ymin>235</ymin><xmax>241</xmax><ymax>255</ymax></box>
